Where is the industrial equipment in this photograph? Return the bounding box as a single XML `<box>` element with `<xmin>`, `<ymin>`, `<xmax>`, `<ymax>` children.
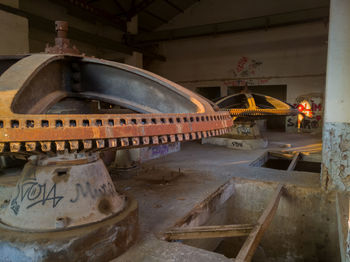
<box><xmin>0</xmin><ymin>21</ymin><xmax>232</xmax><ymax>261</ymax></box>
<box><xmin>215</xmin><ymin>87</ymin><xmax>298</xmax><ymax>119</ymax></box>
<box><xmin>203</xmin><ymin>87</ymin><xmax>298</xmax><ymax>149</ymax></box>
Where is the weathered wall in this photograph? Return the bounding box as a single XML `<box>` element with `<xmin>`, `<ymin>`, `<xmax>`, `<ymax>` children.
<box><xmin>219</xmin><ymin>180</ymin><xmax>339</xmax><ymax>261</ymax></box>
<box><xmin>0</xmin><ymin>0</ymin><xmax>18</xmax><ymax>8</ymax></box>
<box><xmin>180</xmin><ymin>178</ymin><xmax>339</xmax><ymax>261</ymax></box>
<box><xmin>18</xmin><ymin>0</ymin><xmax>127</xmax><ymax>60</ymax></box>
<box><xmin>0</xmin><ymin>0</ymin><xmax>28</xmax><ymax>55</ymax></box>
<box><xmin>146</xmin><ymin>0</ymin><xmax>328</xmax><ymax>132</ymax></box>
<box><xmin>158</xmin><ymin>0</ymin><xmax>329</xmax><ymax>30</ymax></box>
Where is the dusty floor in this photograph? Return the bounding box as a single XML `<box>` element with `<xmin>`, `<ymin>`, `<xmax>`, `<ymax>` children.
<box><xmin>0</xmin><ymin>131</ymin><xmax>325</xmax><ymax>261</ymax></box>
<box><xmin>111</xmin><ymin>131</ymin><xmax>324</xmax><ymax>261</ymax></box>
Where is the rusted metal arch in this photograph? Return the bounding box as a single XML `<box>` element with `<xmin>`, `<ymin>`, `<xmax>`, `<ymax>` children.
<box><xmin>0</xmin><ymin>53</ymin><xmax>232</xmax><ymax>155</ymax></box>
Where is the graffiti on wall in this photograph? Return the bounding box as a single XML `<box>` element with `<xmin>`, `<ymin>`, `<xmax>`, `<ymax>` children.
<box><xmin>140</xmin><ymin>143</ymin><xmax>181</xmax><ymax>162</ymax></box>
<box><xmin>236</xmin><ymin>125</ymin><xmax>251</xmax><ymax>136</ymax></box>
<box><xmin>286</xmin><ymin>93</ymin><xmax>323</xmax><ymax>132</ymax></box>
<box><xmin>223</xmin><ymin>56</ymin><xmax>270</xmax><ymax>87</ymax></box>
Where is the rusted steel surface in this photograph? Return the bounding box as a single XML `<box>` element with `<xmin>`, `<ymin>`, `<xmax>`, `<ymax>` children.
<box><xmin>163</xmin><ymin>224</ymin><xmax>254</xmax><ymax>240</ymax></box>
<box><xmin>0</xmin><ymin>113</ymin><xmax>232</xmax><ymax>153</ymax></box>
<box><xmin>45</xmin><ymin>21</ymin><xmax>80</xmax><ymax>55</ymax></box>
<box><xmin>0</xmin><ymin>21</ymin><xmax>232</xmax><ymax>155</ymax></box>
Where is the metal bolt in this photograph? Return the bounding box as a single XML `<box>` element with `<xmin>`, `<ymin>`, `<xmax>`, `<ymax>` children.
<box><xmin>55</xmin><ymin>217</ymin><xmax>69</xmax><ymax>229</ymax></box>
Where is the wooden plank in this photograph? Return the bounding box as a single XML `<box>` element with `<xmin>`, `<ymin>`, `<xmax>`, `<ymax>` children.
<box><xmin>269</xmin><ymin>151</ymin><xmax>294</xmax><ymax>160</ymax></box>
<box><xmin>235</xmin><ymin>184</ymin><xmax>284</xmax><ymax>262</ymax></box>
<box><xmin>171</xmin><ymin>180</ymin><xmax>235</xmax><ymax>229</ymax></box>
<box><xmin>287</xmin><ymin>152</ymin><xmax>300</xmax><ymax>172</ymax></box>
<box><xmin>163</xmin><ymin>224</ymin><xmax>254</xmax><ymax>240</ymax></box>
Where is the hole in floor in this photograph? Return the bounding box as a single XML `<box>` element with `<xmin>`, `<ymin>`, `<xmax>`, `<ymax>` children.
<box><xmin>294</xmin><ymin>160</ymin><xmax>321</xmax><ymax>173</ymax></box>
<box><xmin>250</xmin><ymin>151</ymin><xmax>321</xmax><ymax>173</ymax></box>
<box><xmin>263</xmin><ymin>158</ymin><xmax>291</xmax><ymax>170</ymax></box>
<box><xmin>163</xmin><ymin>181</ymin><xmax>338</xmax><ymax>261</ymax></box>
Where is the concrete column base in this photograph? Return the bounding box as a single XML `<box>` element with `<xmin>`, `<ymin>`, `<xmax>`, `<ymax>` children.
<box><xmin>113</xmin><ymin>143</ymin><xmax>181</xmax><ymax>169</ymax></box>
<box><xmin>0</xmin><ymin>153</ymin><xmax>126</xmax><ymax>230</ymax></box>
<box><xmin>224</xmin><ymin>121</ymin><xmax>261</xmax><ymax>139</ymax></box>
<box><xmin>0</xmin><ymin>153</ymin><xmax>139</xmax><ymax>261</ymax></box>
<box><xmin>202</xmin><ymin>137</ymin><xmax>268</xmax><ymax>150</ymax></box>
<box><xmin>202</xmin><ymin>120</ymin><xmax>267</xmax><ymax>150</ymax></box>
<box><xmin>322</xmin><ymin>122</ymin><xmax>350</xmax><ymax>191</ymax></box>
<box><xmin>0</xmin><ymin>197</ymin><xmax>138</xmax><ymax>262</ymax></box>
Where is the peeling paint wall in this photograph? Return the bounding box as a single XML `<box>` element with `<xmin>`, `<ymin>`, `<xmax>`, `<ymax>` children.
<box><xmin>321</xmin><ymin>0</ymin><xmax>350</xmax><ymax>192</ymax></box>
<box><xmin>322</xmin><ymin>122</ymin><xmax>350</xmax><ymax>191</ymax></box>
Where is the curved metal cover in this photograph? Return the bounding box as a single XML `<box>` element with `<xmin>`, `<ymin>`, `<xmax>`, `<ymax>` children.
<box><xmin>0</xmin><ymin>54</ymin><xmax>232</xmax><ymax>155</ymax></box>
<box><xmin>215</xmin><ymin>91</ymin><xmax>298</xmax><ymax>117</ymax></box>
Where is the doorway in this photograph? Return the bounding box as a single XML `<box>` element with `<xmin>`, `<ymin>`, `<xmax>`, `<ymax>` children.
<box><xmin>196</xmin><ymin>86</ymin><xmax>221</xmax><ymax>101</ymax></box>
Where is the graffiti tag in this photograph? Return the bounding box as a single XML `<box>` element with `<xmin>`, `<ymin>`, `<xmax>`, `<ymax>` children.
<box><xmin>10</xmin><ymin>179</ymin><xmax>64</xmax><ymax>215</ymax></box>
<box><xmin>70</xmin><ymin>182</ymin><xmax>116</xmax><ymax>203</ymax></box>
<box><xmin>232</xmin><ymin>142</ymin><xmax>243</xmax><ymax>148</ymax></box>
<box><xmin>151</xmin><ymin>145</ymin><xmax>169</xmax><ymax>157</ymax></box>
<box><xmin>237</xmin><ymin>126</ymin><xmax>251</xmax><ymax>136</ymax></box>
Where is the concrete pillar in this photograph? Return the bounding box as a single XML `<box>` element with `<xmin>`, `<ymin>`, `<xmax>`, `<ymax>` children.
<box><xmin>322</xmin><ymin>0</ymin><xmax>350</xmax><ymax>191</ymax></box>
<box><xmin>127</xmin><ymin>15</ymin><xmax>138</xmax><ymax>34</ymax></box>
<box><xmin>220</xmin><ymin>85</ymin><xmax>228</xmax><ymax>97</ymax></box>
<box><xmin>125</xmin><ymin>15</ymin><xmax>143</xmax><ymax>68</ymax></box>
<box><xmin>124</xmin><ymin>51</ymin><xmax>143</xmax><ymax>68</ymax></box>
<box><xmin>0</xmin><ymin>0</ymin><xmax>18</xmax><ymax>8</ymax></box>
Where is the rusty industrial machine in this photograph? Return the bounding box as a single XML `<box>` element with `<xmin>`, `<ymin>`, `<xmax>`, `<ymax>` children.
<box><xmin>215</xmin><ymin>87</ymin><xmax>298</xmax><ymax>120</ymax></box>
<box><xmin>0</xmin><ymin>21</ymin><xmax>232</xmax><ymax>261</ymax></box>
<box><xmin>202</xmin><ymin>88</ymin><xmax>298</xmax><ymax>148</ymax></box>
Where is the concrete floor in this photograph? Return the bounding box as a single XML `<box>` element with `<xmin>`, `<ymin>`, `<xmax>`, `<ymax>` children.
<box><xmin>112</xmin><ymin>131</ymin><xmax>325</xmax><ymax>261</ymax></box>
<box><xmin>0</xmin><ymin>131</ymin><xmax>328</xmax><ymax>261</ymax></box>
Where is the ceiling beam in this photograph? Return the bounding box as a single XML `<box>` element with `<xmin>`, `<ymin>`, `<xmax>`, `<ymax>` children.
<box><xmin>50</xmin><ymin>0</ymin><xmax>126</xmax><ymax>31</ymax></box>
<box><xmin>130</xmin><ymin>0</ymin><xmax>136</xmax><ymax>10</ymax></box>
<box><xmin>164</xmin><ymin>0</ymin><xmax>184</xmax><ymax>13</ymax></box>
<box><xmin>132</xmin><ymin>6</ymin><xmax>329</xmax><ymax>44</ymax></box>
<box><xmin>144</xmin><ymin>10</ymin><xmax>167</xmax><ymax>23</ymax></box>
<box><xmin>112</xmin><ymin>0</ymin><xmax>126</xmax><ymax>14</ymax></box>
<box><xmin>125</xmin><ymin>0</ymin><xmax>156</xmax><ymax>19</ymax></box>
<box><xmin>0</xmin><ymin>3</ymin><xmax>165</xmax><ymax>61</ymax></box>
